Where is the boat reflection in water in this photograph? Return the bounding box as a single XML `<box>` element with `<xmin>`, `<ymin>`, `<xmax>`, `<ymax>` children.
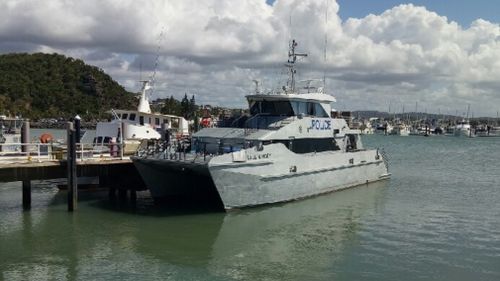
<box><xmin>205</xmin><ymin>180</ymin><xmax>389</xmax><ymax>280</ymax></box>
<box><xmin>0</xmin><ymin>180</ymin><xmax>388</xmax><ymax>280</ymax></box>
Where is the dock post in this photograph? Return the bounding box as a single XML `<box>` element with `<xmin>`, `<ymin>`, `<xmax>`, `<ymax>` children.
<box><xmin>22</xmin><ymin>180</ymin><xmax>31</xmax><ymax>210</ymax></box>
<box><xmin>21</xmin><ymin>121</ymin><xmax>30</xmax><ymax>155</ymax></box>
<box><xmin>74</xmin><ymin>115</ymin><xmax>81</xmax><ymax>143</ymax></box>
<box><xmin>67</xmin><ymin>122</ymin><xmax>77</xmax><ymax>211</ymax></box>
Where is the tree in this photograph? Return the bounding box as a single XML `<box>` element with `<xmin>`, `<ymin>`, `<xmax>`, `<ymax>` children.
<box><xmin>0</xmin><ymin>53</ymin><xmax>137</xmax><ymax>119</ymax></box>
<box><xmin>180</xmin><ymin>93</ymin><xmax>190</xmax><ymax>119</ymax></box>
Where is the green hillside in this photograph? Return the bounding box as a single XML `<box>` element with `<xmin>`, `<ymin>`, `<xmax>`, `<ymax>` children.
<box><xmin>0</xmin><ymin>53</ymin><xmax>137</xmax><ymax>120</ymax></box>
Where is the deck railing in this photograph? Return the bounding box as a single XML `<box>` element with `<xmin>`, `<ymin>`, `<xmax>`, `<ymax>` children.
<box><xmin>0</xmin><ymin>142</ymin><xmax>126</xmax><ymax>163</ymax></box>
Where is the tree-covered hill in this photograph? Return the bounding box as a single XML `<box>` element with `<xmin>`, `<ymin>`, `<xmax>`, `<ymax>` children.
<box><xmin>0</xmin><ymin>53</ymin><xmax>137</xmax><ymax>120</ymax></box>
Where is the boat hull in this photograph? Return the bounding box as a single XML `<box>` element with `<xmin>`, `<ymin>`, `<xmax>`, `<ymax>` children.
<box><xmin>208</xmin><ymin>144</ymin><xmax>389</xmax><ymax>209</ymax></box>
<box><xmin>132</xmin><ymin>144</ymin><xmax>390</xmax><ymax>210</ymax></box>
<box><xmin>132</xmin><ymin>156</ymin><xmax>224</xmax><ymax>208</ymax></box>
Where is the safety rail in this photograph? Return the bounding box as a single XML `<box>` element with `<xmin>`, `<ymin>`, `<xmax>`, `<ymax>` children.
<box><xmin>136</xmin><ymin>139</ymin><xmax>190</xmax><ymax>159</ymax></box>
<box><xmin>0</xmin><ymin>142</ymin><xmax>126</xmax><ymax>163</ymax></box>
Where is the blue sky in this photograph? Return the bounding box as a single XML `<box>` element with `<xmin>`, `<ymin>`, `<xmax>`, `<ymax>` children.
<box><xmin>336</xmin><ymin>0</ymin><xmax>499</xmax><ymax>27</ymax></box>
<box><xmin>266</xmin><ymin>0</ymin><xmax>499</xmax><ymax>27</ymax></box>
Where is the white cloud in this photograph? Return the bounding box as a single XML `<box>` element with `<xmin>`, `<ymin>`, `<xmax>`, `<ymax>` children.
<box><xmin>1</xmin><ymin>0</ymin><xmax>500</xmax><ymax>116</ymax></box>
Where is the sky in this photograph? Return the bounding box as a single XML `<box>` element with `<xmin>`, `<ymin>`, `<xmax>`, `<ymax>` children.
<box><xmin>1</xmin><ymin>0</ymin><xmax>500</xmax><ymax>117</ymax></box>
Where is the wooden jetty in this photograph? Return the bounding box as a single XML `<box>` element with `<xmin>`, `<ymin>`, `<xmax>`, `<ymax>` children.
<box><xmin>0</xmin><ymin>158</ymin><xmax>146</xmax><ymax>210</ymax></box>
<box><xmin>0</xmin><ymin>121</ymin><xmax>146</xmax><ymax>211</ymax></box>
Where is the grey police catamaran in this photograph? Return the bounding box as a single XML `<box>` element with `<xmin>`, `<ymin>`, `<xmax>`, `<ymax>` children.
<box><xmin>132</xmin><ymin>40</ymin><xmax>390</xmax><ymax>210</ymax></box>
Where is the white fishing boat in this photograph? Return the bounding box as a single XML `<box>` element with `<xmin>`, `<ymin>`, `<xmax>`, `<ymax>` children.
<box><xmin>94</xmin><ymin>81</ymin><xmax>189</xmax><ymax>154</ymax></box>
<box><xmin>131</xmin><ymin>40</ymin><xmax>390</xmax><ymax>210</ymax></box>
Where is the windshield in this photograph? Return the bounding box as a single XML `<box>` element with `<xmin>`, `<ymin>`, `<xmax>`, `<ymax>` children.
<box><xmin>249</xmin><ymin>100</ymin><xmax>328</xmax><ymax>117</ymax></box>
<box><xmin>249</xmin><ymin>101</ymin><xmax>294</xmax><ymax>116</ymax></box>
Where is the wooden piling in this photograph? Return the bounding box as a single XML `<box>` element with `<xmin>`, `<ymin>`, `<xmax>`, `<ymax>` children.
<box><xmin>74</xmin><ymin>115</ymin><xmax>81</xmax><ymax>143</ymax></box>
<box><xmin>22</xmin><ymin>180</ymin><xmax>31</xmax><ymax>210</ymax></box>
<box><xmin>21</xmin><ymin>121</ymin><xmax>30</xmax><ymax>153</ymax></box>
<box><xmin>67</xmin><ymin>122</ymin><xmax>77</xmax><ymax>211</ymax></box>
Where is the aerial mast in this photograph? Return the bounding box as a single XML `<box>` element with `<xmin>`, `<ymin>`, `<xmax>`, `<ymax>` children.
<box><xmin>285</xmin><ymin>40</ymin><xmax>307</xmax><ymax>93</ymax></box>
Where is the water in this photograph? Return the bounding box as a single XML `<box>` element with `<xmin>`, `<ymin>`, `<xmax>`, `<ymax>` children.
<box><xmin>1</xmin><ymin>135</ymin><xmax>499</xmax><ymax>280</ymax></box>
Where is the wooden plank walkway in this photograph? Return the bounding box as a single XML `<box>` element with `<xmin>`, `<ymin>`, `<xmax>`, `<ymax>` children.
<box><xmin>0</xmin><ymin>158</ymin><xmax>145</xmax><ymax>188</ymax></box>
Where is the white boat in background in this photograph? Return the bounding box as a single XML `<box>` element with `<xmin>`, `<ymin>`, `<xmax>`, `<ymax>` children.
<box><xmin>132</xmin><ymin>40</ymin><xmax>390</xmax><ymax>210</ymax></box>
<box><xmin>94</xmin><ymin>81</ymin><xmax>189</xmax><ymax>155</ymax></box>
<box><xmin>0</xmin><ymin>115</ymin><xmax>23</xmax><ymax>152</ymax></box>
<box><xmin>449</xmin><ymin>120</ymin><xmax>474</xmax><ymax>137</ymax></box>
<box><xmin>374</xmin><ymin>122</ymin><xmax>393</xmax><ymax>135</ymax></box>
<box><xmin>390</xmin><ymin>123</ymin><xmax>410</xmax><ymax>136</ymax></box>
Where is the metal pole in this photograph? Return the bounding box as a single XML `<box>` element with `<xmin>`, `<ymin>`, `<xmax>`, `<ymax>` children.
<box><xmin>67</xmin><ymin>122</ymin><xmax>77</xmax><ymax>211</ymax></box>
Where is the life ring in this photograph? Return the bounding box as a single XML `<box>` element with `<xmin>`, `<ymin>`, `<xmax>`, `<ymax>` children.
<box><xmin>39</xmin><ymin>133</ymin><xmax>54</xmax><ymax>143</ymax></box>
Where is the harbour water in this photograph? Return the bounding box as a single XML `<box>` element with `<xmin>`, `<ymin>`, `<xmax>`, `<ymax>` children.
<box><xmin>1</xmin><ymin>135</ymin><xmax>499</xmax><ymax>280</ymax></box>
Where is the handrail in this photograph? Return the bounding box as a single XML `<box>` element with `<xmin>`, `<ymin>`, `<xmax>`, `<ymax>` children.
<box><xmin>0</xmin><ymin>142</ymin><xmax>126</xmax><ymax>163</ymax></box>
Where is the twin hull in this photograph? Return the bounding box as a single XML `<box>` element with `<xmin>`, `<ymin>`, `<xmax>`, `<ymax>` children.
<box><xmin>132</xmin><ymin>143</ymin><xmax>390</xmax><ymax>210</ymax></box>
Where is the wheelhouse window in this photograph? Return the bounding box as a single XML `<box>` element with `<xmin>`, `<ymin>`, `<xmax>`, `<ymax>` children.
<box><xmin>122</xmin><ymin>113</ymin><xmax>128</xmax><ymax>120</ymax></box>
<box><xmin>314</xmin><ymin>103</ymin><xmax>328</xmax><ymax>117</ymax></box>
<box><xmin>129</xmin><ymin>113</ymin><xmax>136</xmax><ymax>121</ymax></box>
<box><xmin>139</xmin><ymin>116</ymin><xmax>144</xmax><ymax>125</ymax></box>
<box><xmin>250</xmin><ymin>100</ymin><xmax>294</xmax><ymax>116</ymax></box>
<box><xmin>290</xmin><ymin>101</ymin><xmax>328</xmax><ymax>117</ymax></box>
<box><xmin>155</xmin><ymin>118</ymin><xmax>160</xmax><ymax>126</ymax></box>
<box><xmin>249</xmin><ymin>100</ymin><xmax>329</xmax><ymax>118</ymax></box>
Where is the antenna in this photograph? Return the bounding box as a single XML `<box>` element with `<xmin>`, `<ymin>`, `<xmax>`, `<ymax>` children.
<box><xmin>323</xmin><ymin>0</ymin><xmax>328</xmax><ymax>91</ymax></box>
<box><xmin>252</xmin><ymin>80</ymin><xmax>260</xmax><ymax>94</ymax></box>
<box><xmin>285</xmin><ymin>39</ymin><xmax>307</xmax><ymax>93</ymax></box>
<box><xmin>150</xmin><ymin>26</ymin><xmax>165</xmax><ymax>94</ymax></box>
<box><xmin>139</xmin><ymin>61</ymin><xmax>142</xmax><ymax>81</ymax></box>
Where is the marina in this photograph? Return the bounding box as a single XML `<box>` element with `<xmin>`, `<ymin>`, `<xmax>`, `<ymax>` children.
<box><xmin>1</xmin><ymin>135</ymin><xmax>499</xmax><ymax>280</ymax></box>
<box><xmin>2</xmin><ymin>1</ymin><xmax>500</xmax><ymax>280</ymax></box>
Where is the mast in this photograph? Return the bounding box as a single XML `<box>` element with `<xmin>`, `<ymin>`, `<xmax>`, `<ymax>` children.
<box><xmin>285</xmin><ymin>40</ymin><xmax>307</xmax><ymax>93</ymax></box>
<box><xmin>252</xmin><ymin>80</ymin><xmax>261</xmax><ymax>94</ymax></box>
<box><xmin>137</xmin><ymin>80</ymin><xmax>152</xmax><ymax>113</ymax></box>
<box><xmin>323</xmin><ymin>0</ymin><xmax>329</xmax><ymax>91</ymax></box>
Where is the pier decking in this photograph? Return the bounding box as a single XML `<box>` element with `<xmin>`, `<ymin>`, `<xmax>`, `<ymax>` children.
<box><xmin>0</xmin><ymin>155</ymin><xmax>145</xmax><ymax>211</ymax></box>
<box><xmin>0</xmin><ymin>121</ymin><xmax>147</xmax><ymax>210</ymax></box>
